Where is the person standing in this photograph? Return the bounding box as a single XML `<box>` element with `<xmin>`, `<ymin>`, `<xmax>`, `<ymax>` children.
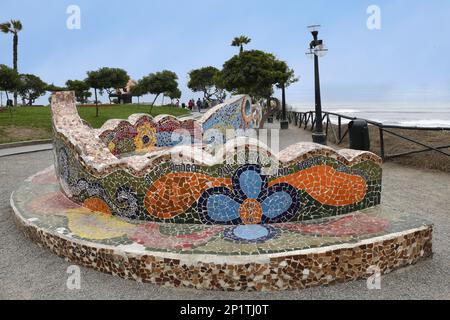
<box><xmin>196</xmin><ymin>98</ymin><xmax>202</xmax><ymax>112</ymax></box>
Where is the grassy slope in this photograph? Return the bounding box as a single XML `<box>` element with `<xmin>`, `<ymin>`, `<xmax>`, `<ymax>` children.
<box><xmin>0</xmin><ymin>105</ymin><xmax>190</xmax><ymax>144</ymax></box>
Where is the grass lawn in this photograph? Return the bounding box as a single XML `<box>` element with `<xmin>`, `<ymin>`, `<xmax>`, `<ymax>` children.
<box><xmin>0</xmin><ymin>104</ymin><xmax>191</xmax><ymax>144</ymax></box>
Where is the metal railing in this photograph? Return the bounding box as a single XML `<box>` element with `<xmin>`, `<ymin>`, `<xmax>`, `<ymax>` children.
<box><xmin>287</xmin><ymin>110</ymin><xmax>450</xmax><ymax>161</ymax></box>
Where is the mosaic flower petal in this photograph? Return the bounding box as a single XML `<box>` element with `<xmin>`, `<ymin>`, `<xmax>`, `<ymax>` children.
<box><xmin>223</xmin><ymin>225</ymin><xmax>279</xmax><ymax>243</ymax></box>
<box><xmin>234</xmin><ymin>225</ymin><xmax>268</xmax><ymax>240</ymax></box>
<box><xmin>206</xmin><ymin>194</ymin><xmax>240</xmax><ymax>222</ymax></box>
<box><xmin>259</xmin><ymin>183</ymin><xmax>300</xmax><ymax>224</ymax></box>
<box><xmin>261</xmin><ymin>191</ymin><xmax>293</xmax><ymax>219</ymax></box>
<box><xmin>232</xmin><ymin>165</ymin><xmax>268</xmax><ymax>200</ymax></box>
<box><xmin>197</xmin><ymin>187</ymin><xmax>243</xmax><ymax>225</ymax></box>
<box><xmin>239</xmin><ymin>169</ymin><xmax>263</xmax><ymax>199</ymax></box>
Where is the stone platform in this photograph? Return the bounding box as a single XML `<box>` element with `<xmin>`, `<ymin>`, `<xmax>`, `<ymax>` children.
<box><xmin>11</xmin><ymin>166</ymin><xmax>433</xmax><ymax>291</ymax></box>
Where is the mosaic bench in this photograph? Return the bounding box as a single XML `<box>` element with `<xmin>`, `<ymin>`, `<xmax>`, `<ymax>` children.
<box><xmin>10</xmin><ymin>91</ymin><xmax>433</xmax><ymax>291</ymax></box>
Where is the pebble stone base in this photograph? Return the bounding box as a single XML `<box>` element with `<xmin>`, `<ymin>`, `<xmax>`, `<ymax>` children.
<box><xmin>10</xmin><ymin>169</ymin><xmax>433</xmax><ymax>291</ymax></box>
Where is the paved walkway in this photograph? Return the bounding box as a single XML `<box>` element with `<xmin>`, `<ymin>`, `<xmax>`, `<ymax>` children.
<box><xmin>0</xmin><ymin>125</ymin><xmax>449</xmax><ymax>299</ymax></box>
<box><xmin>0</xmin><ymin>143</ymin><xmax>53</xmax><ymax>158</ymax></box>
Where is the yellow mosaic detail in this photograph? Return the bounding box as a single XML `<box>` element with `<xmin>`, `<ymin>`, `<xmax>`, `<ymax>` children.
<box><xmin>134</xmin><ymin>122</ymin><xmax>157</xmax><ymax>152</ymax></box>
<box><xmin>66</xmin><ymin>208</ymin><xmax>133</xmax><ymax>240</ymax></box>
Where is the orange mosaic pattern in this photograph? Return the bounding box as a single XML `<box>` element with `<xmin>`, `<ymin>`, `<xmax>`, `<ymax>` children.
<box><xmin>144</xmin><ymin>173</ymin><xmax>231</xmax><ymax>219</ymax></box>
<box><xmin>143</xmin><ymin>165</ymin><xmax>367</xmax><ymax>220</ymax></box>
<box><xmin>83</xmin><ymin>197</ymin><xmax>112</xmax><ymax>215</ymax></box>
<box><xmin>239</xmin><ymin>199</ymin><xmax>263</xmax><ymax>224</ymax></box>
<box><xmin>269</xmin><ymin>165</ymin><xmax>367</xmax><ymax>206</ymax></box>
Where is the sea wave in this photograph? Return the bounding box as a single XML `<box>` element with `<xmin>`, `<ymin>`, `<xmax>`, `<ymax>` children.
<box><xmin>288</xmin><ymin>103</ymin><xmax>450</xmax><ymax>128</ymax></box>
<box><xmin>393</xmin><ymin>120</ymin><xmax>450</xmax><ymax>128</ymax></box>
<box><xmin>330</xmin><ymin>109</ymin><xmax>360</xmax><ymax>113</ymax></box>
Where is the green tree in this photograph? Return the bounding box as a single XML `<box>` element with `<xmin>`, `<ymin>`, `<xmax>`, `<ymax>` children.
<box><xmin>129</xmin><ymin>80</ymin><xmax>146</xmax><ymax>104</ymax></box>
<box><xmin>85</xmin><ymin>67</ymin><xmax>130</xmax><ymax>115</ymax></box>
<box><xmin>187</xmin><ymin>66</ymin><xmax>225</xmax><ymax>101</ymax></box>
<box><xmin>18</xmin><ymin>74</ymin><xmax>47</xmax><ymax>105</ymax></box>
<box><xmin>221</xmin><ymin>50</ymin><xmax>277</xmax><ymax>97</ymax></box>
<box><xmin>221</xmin><ymin>50</ymin><xmax>296</xmax><ymax>127</ymax></box>
<box><xmin>165</xmin><ymin>87</ymin><xmax>181</xmax><ymax>104</ymax></box>
<box><xmin>0</xmin><ymin>64</ymin><xmax>20</xmax><ymax>115</ymax></box>
<box><xmin>141</xmin><ymin>70</ymin><xmax>179</xmax><ymax>114</ymax></box>
<box><xmin>231</xmin><ymin>35</ymin><xmax>251</xmax><ymax>54</ymax></box>
<box><xmin>85</xmin><ymin>69</ymin><xmax>104</xmax><ymax>117</ymax></box>
<box><xmin>95</xmin><ymin>67</ymin><xmax>130</xmax><ymax>104</ymax></box>
<box><xmin>46</xmin><ymin>83</ymin><xmax>66</xmax><ymax>92</ymax></box>
<box><xmin>274</xmin><ymin>60</ymin><xmax>298</xmax><ymax>121</ymax></box>
<box><xmin>66</xmin><ymin>80</ymin><xmax>92</xmax><ymax>104</ymax></box>
<box><xmin>0</xmin><ymin>64</ymin><xmax>21</xmax><ymax>104</ymax></box>
<box><xmin>212</xmin><ymin>71</ymin><xmax>227</xmax><ymax>101</ymax></box>
<box><xmin>0</xmin><ymin>20</ymin><xmax>23</xmax><ymax>106</ymax></box>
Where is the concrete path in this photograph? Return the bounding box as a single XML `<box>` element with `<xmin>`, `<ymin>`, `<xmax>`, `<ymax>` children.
<box><xmin>0</xmin><ymin>126</ymin><xmax>449</xmax><ymax>299</ymax></box>
<box><xmin>0</xmin><ymin>143</ymin><xmax>53</xmax><ymax>158</ymax></box>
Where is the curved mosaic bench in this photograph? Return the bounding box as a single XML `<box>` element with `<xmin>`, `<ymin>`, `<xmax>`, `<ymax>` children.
<box><xmin>51</xmin><ymin>92</ymin><xmax>381</xmax><ymax>223</ymax></box>
<box><xmin>10</xmin><ymin>91</ymin><xmax>433</xmax><ymax>291</ymax></box>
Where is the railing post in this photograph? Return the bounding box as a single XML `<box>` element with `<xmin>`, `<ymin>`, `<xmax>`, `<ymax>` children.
<box><xmin>338</xmin><ymin>116</ymin><xmax>342</xmax><ymax>141</ymax></box>
<box><xmin>379</xmin><ymin>126</ymin><xmax>385</xmax><ymax>160</ymax></box>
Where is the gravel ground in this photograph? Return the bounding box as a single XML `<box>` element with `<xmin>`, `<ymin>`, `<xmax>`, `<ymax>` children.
<box><xmin>326</xmin><ymin>123</ymin><xmax>450</xmax><ymax>172</ymax></box>
<box><xmin>1</xmin><ymin>147</ymin><xmax>449</xmax><ymax>300</ymax></box>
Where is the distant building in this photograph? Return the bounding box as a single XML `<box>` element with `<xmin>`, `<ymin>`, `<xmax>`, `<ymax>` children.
<box><xmin>109</xmin><ymin>79</ymin><xmax>137</xmax><ymax>104</ymax></box>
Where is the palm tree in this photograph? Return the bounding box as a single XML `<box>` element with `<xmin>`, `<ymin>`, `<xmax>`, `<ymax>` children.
<box><xmin>0</xmin><ymin>20</ymin><xmax>23</xmax><ymax>106</ymax></box>
<box><xmin>231</xmin><ymin>35</ymin><xmax>251</xmax><ymax>54</ymax></box>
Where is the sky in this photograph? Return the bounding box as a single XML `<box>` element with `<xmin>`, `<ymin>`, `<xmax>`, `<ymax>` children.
<box><xmin>1</xmin><ymin>0</ymin><xmax>450</xmax><ymax>108</ymax></box>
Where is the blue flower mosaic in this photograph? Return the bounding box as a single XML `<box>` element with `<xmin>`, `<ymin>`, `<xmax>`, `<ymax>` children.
<box><xmin>197</xmin><ymin>165</ymin><xmax>301</xmax><ymax>225</ymax></box>
<box><xmin>223</xmin><ymin>225</ymin><xmax>280</xmax><ymax>243</ymax></box>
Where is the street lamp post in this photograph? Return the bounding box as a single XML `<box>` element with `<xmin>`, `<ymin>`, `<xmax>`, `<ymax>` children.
<box><xmin>280</xmin><ymin>84</ymin><xmax>288</xmax><ymax>129</ymax></box>
<box><xmin>307</xmin><ymin>25</ymin><xmax>328</xmax><ymax>145</ymax></box>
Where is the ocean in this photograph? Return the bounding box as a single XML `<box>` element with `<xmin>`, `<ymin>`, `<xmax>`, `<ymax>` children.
<box><xmin>289</xmin><ymin>103</ymin><xmax>450</xmax><ymax>128</ymax></box>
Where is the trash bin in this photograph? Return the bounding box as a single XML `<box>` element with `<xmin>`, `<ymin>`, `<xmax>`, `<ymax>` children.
<box><xmin>6</xmin><ymin>99</ymin><xmax>13</xmax><ymax>107</ymax></box>
<box><xmin>348</xmin><ymin>119</ymin><xmax>370</xmax><ymax>151</ymax></box>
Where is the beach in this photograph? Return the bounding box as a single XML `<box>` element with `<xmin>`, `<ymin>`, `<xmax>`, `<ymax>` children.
<box><xmin>324</xmin><ymin>124</ymin><xmax>450</xmax><ymax>172</ymax></box>
<box><xmin>289</xmin><ymin>103</ymin><xmax>450</xmax><ymax>172</ymax></box>
<box><xmin>291</xmin><ymin>103</ymin><xmax>450</xmax><ymax>127</ymax></box>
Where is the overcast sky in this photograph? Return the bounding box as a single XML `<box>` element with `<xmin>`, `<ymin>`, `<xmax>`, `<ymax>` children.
<box><xmin>1</xmin><ymin>0</ymin><xmax>450</xmax><ymax>107</ymax></box>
